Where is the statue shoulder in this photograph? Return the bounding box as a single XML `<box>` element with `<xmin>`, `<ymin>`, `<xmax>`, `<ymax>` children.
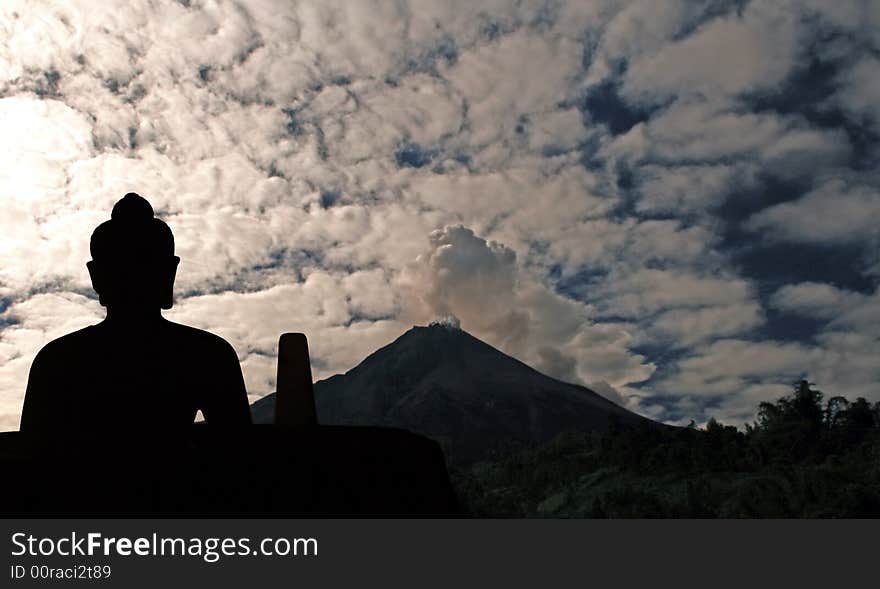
<box><xmin>34</xmin><ymin>325</ymin><xmax>98</xmax><ymax>362</ymax></box>
<box><xmin>162</xmin><ymin>320</ymin><xmax>237</xmax><ymax>358</ymax></box>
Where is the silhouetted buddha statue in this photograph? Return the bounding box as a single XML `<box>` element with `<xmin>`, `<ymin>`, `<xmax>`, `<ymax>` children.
<box><xmin>20</xmin><ymin>193</ymin><xmax>252</xmax><ymax>434</ymax></box>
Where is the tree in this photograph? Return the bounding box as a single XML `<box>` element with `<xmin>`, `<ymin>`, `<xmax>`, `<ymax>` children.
<box><xmin>752</xmin><ymin>380</ymin><xmax>826</xmax><ymax>462</ymax></box>
<box><xmin>824</xmin><ymin>396</ymin><xmax>850</xmax><ymax>429</ymax></box>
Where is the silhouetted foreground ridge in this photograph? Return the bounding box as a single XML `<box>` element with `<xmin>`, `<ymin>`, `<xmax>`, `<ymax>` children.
<box><xmin>0</xmin><ymin>425</ymin><xmax>458</xmax><ymax>516</ymax></box>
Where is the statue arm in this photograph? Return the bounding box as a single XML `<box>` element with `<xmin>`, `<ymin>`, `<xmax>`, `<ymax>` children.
<box><xmin>200</xmin><ymin>342</ymin><xmax>252</xmax><ymax>425</ymax></box>
<box><xmin>19</xmin><ymin>349</ymin><xmax>55</xmax><ymax>432</ymax></box>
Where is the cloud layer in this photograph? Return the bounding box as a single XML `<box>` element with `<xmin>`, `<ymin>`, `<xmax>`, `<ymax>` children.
<box><xmin>1</xmin><ymin>0</ymin><xmax>878</xmax><ymax>430</ymax></box>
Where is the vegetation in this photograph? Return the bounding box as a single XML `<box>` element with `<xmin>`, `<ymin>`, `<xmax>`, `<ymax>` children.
<box><xmin>452</xmin><ymin>381</ymin><xmax>880</xmax><ymax>517</ymax></box>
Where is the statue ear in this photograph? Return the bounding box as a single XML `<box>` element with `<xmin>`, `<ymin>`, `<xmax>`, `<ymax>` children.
<box><xmin>86</xmin><ymin>261</ymin><xmax>107</xmax><ymax>307</ymax></box>
<box><xmin>160</xmin><ymin>256</ymin><xmax>180</xmax><ymax>310</ymax></box>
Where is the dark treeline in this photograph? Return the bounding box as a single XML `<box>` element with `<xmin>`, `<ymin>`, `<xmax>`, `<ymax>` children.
<box><xmin>453</xmin><ymin>381</ymin><xmax>880</xmax><ymax>517</ymax></box>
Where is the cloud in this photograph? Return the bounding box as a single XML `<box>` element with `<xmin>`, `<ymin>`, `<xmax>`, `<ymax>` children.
<box><xmin>834</xmin><ymin>57</ymin><xmax>880</xmax><ymax>128</ymax></box>
<box><xmin>444</xmin><ymin>30</ymin><xmax>584</xmax><ymax>149</ymax></box>
<box><xmin>771</xmin><ymin>282</ymin><xmax>865</xmax><ymax>319</ymax></box>
<box><xmin>650</xmin><ymin>302</ymin><xmax>764</xmax><ymax>346</ymax></box>
<box><xmin>596</xmin><ymin>269</ymin><xmax>755</xmax><ymax>317</ymax></box>
<box><xmin>635</xmin><ymin>163</ymin><xmax>758</xmax><ymax>214</ymax></box>
<box><xmin>606</xmin><ymin>98</ymin><xmax>852</xmax><ymax>174</ymax></box>
<box><xmin>658</xmin><ymin>339</ymin><xmax>817</xmax><ymax>396</ymax></box>
<box><xmin>747</xmin><ymin>179</ymin><xmax>880</xmax><ymax>244</ymax></box>
<box><xmin>621</xmin><ymin>0</ymin><xmax>800</xmax><ymax>103</ymax></box>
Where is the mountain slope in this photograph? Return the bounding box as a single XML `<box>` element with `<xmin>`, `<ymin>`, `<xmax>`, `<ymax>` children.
<box><xmin>251</xmin><ymin>323</ymin><xmax>652</xmax><ymax>463</ymax></box>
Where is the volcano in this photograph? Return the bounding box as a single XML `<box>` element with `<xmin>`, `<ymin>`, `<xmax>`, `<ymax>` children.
<box><xmin>251</xmin><ymin>323</ymin><xmax>652</xmax><ymax>463</ymax></box>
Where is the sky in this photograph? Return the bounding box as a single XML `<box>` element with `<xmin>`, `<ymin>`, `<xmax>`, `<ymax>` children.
<box><xmin>0</xmin><ymin>0</ymin><xmax>878</xmax><ymax>431</ymax></box>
